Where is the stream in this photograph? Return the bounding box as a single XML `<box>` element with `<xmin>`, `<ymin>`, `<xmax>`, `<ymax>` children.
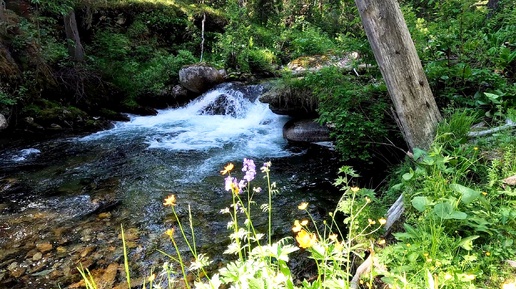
<box><xmin>0</xmin><ymin>82</ymin><xmax>342</xmax><ymax>288</ymax></box>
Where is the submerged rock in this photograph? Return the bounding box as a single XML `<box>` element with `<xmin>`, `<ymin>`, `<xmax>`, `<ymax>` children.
<box><xmin>283</xmin><ymin>119</ymin><xmax>332</xmax><ymax>143</ymax></box>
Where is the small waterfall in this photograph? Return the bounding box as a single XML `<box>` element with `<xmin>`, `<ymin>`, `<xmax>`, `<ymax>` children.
<box><xmin>80</xmin><ymin>82</ymin><xmax>291</xmax><ymax>176</ymax></box>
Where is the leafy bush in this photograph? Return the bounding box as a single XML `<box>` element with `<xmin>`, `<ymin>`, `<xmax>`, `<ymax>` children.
<box><xmin>280</xmin><ymin>67</ymin><xmax>393</xmax><ymax>161</ymax></box>
<box><xmin>286</xmin><ymin>24</ymin><xmax>336</xmax><ymax>59</ymax></box>
<box><xmin>91</xmin><ymin>30</ymin><xmax>197</xmax><ymax>98</ymax></box>
<box><xmin>377</xmin><ymin>115</ymin><xmax>516</xmax><ymax>288</ymax></box>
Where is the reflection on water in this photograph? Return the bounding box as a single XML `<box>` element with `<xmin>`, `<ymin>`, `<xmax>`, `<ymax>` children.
<box><xmin>0</xmin><ymin>83</ymin><xmax>341</xmax><ymax>288</ymax></box>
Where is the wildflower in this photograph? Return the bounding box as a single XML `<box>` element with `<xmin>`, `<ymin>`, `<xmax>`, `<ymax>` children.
<box><xmin>220</xmin><ymin>163</ymin><xmax>234</xmax><ymax>175</ymax></box>
<box><xmin>220</xmin><ymin>207</ymin><xmax>230</xmax><ymax>214</ymax></box>
<box><xmin>406</xmin><ymin>243</ymin><xmax>411</xmax><ymax>247</ymax></box>
<box><xmin>163</xmin><ymin>195</ymin><xmax>176</xmax><ymax>207</ymax></box>
<box><xmin>148</xmin><ymin>274</ymin><xmax>156</xmax><ymax>282</ymax></box>
<box><xmin>474</xmin><ymin>147</ymin><xmax>478</xmax><ymax>151</ymax></box>
<box><xmin>296</xmin><ymin>229</ymin><xmax>317</xmax><ymax>249</ymax></box>
<box><xmin>377</xmin><ymin>239</ymin><xmax>386</xmax><ymax>245</ymax></box>
<box><xmin>225</xmin><ymin>176</ymin><xmax>240</xmax><ymax>195</ymax></box>
<box><xmin>300</xmin><ymin>219</ymin><xmax>309</xmax><ymax>226</ymax></box>
<box><xmin>328</xmin><ymin>234</ymin><xmax>338</xmax><ymax>242</ymax></box>
<box><xmin>351</xmin><ymin>187</ymin><xmax>360</xmax><ymax>193</ymax></box>
<box><xmin>261</xmin><ymin>161</ymin><xmax>271</xmax><ymax>173</ymax></box>
<box><xmin>292</xmin><ymin>220</ymin><xmax>302</xmax><ymax>233</ymax></box>
<box><xmin>482</xmin><ymin>191</ymin><xmax>487</xmax><ymax>196</ymax></box>
<box><xmin>165</xmin><ymin>228</ymin><xmax>175</xmax><ymax>238</ymax></box>
<box><xmin>368</xmin><ymin>218</ymin><xmax>376</xmax><ymax>225</ymax></box>
<box><xmin>253</xmin><ymin>187</ymin><xmax>262</xmax><ymax>193</ymax></box>
<box><xmin>298</xmin><ymin>202</ymin><xmax>309</xmax><ymax>210</ymax></box>
<box><xmin>464</xmin><ymin>274</ymin><xmax>475</xmax><ymax>281</ymax></box>
<box><xmin>365</xmin><ymin>197</ymin><xmax>371</xmax><ymax>203</ymax></box>
<box><xmin>242</xmin><ymin>158</ymin><xmax>256</xmax><ymax>182</ymax></box>
<box><xmin>238</xmin><ymin>179</ymin><xmax>247</xmax><ymax>189</ymax></box>
<box><xmin>485</xmin><ymin>251</ymin><xmax>491</xmax><ymax>256</ymax></box>
<box><xmin>444</xmin><ymin>273</ymin><xmax>453</xmax><ymax>280</ymax></box>
<box><xmin>379</xmin><ymin>218</ymin><xmax>387</xmax><ymax>225</ymax></box>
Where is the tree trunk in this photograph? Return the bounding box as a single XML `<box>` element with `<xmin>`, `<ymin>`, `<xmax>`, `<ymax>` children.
<box><xmin>354</xmin><ymin>0</ymin><xmax>442</xmax><ymax>150</ymax></box>
<box><xmin>0</xmin><ymin>0</ymin><xmax>5</xmax><ymax>22</ymax></box>
<box><xmin>64</xmin><ymin>9</ymin><xmax>85</xmax><ymax>62</ymax></box>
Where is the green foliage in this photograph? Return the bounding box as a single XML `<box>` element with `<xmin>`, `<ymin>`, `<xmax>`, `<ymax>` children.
<box><xmin>91</xmin><ymin>30</ymin><xmax>196</xmax><ymax>98</ymax></box>
<box><xmin>31</xmin><ymin>0</ymin><xmax>75</xmax><ymax>15</ymax></box>
<box><xmin>400</xmin><ymin>0</ymin><xmax>516</xmax><ymax>123</ymax></box>
<box><xmin>378</xmin><ymin>116</ymin><xmax>516</xmax><ymax>288</ymax></box>
<box><xmin>0</xmin><ymin>90</ymin><xmax>16</xmax><ymax>107</ymax></box>
<box><xmin>282</xmin><ymin>22</ymin><xmax>336</xmax><ymax>59</ymax></box>
<box><xmin>279</xmin><ymin>67</ymin><xmax>392</xmax><ymax>161</ymax></box>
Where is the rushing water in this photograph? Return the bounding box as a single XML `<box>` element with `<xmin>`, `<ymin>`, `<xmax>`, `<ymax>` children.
<box><xmin>0</xmin><ymin>83</ymin><xmax>341</xmax><ymax>288</ymax></box>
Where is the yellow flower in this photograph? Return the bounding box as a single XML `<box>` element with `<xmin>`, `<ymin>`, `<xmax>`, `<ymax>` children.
<box><xmin>148</xmin><ymin>274</ymin><xmax>156</xmax><ymax>282</ymax></box>
<box><xmin>365</xmin><ymin>197</ymin><xmax>371</xmax><ymax>203</ymax></box>
<box><xmin>368</xmin><ymin>218</ymin><xmax>376</xmax><ymax>225</ymax></box>
<box><xmin>165</xmin><ymin>228</ymin><xmax>175</xmax><ymax>238</ymax></box>
<box><xmin>485</xmin><ymin>251</ymin><xmax>491</xmax><ymax>256</ymax></box>
<box><xmin>379</xmin><ymin>218</ymin><xmax>387</xmax><ymax>225</ymax></box>
<box><xmin>482</xmin><ymin>191</ymin><xmax>487</xmax><ymax>196</ymax></box>
<box><xmin>163</xmin><ymin>195</ymin><xmax>176</xmax><ymax>206</ymax></box>
<box><xmin>377</xmin><ymin>239</ymin><xmax>386</xmax><ymax>245</ymax></box>
<box><xmin>301</xmin><ymin>219</ymin><xmax>309</xmax><ymax>226</ymax></box>
<box><xmin>296</xmin><ymin>229</ymin><xmax>317</xmax><ymax>249</ymax></box>
<box><xmin>298</xmin><ymin>202</ymin><xmax>309</xmax><ymax>210</ymax></box>
<box><xmin>406</xmin><ymin>243</ymin><xmax>411</xmax><ymax>247</ymax></box>
<box><xmin>474</xmin><ymin>147</ymin><xmax>478</xmax><ymax>151</ymax></box>
<box><xmin>328</xmin><ymin>233</ymin><xmax>338</xmax><ymax>242</ymax></box>
<box><xmin>351</xmin><ymin>187</ymin><xmax>360</xmax><ymax>193</ymax></box>
<box><xmin>230</xmin><ymin>181</ymin><xmax>240</xmax><ymax>195</ymax></box>
<box><xmin>464</xmin><ymin>274</ymin><xmax>475</xmax><ymax>281</ymax></box>
<box><xmin>220</xmin><ymin>163</ymin><xmax>234</xmax><ymax>175</ymax></box>
<box><xmin>292</xmin><ymin>220</ymin><xmax>302</xmax><ymax>233</ymax></box>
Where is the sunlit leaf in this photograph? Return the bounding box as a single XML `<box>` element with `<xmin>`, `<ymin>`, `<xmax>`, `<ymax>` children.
<box><xmin>411</xmin><ymin>196</ymin><xmax>429</xmax><ymax>212</ymax></box>
<box><xmin>458</xmin><ymin>235</ymin><xmax>479</xmax><ymax>251</ymax></box>
<box><xmin>450</xmin><ymin>183</ymin><xmax>481</xmax><ymax>204</ymax></box>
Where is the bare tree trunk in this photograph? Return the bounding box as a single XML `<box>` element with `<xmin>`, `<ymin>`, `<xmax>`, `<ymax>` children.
<box><xmin>354</xmin><ymin>0</ymin><xmax>442</xmax><ymax>150</ymax></box>
<box><xmin>64</xmin><ymin>9</ymin><xmax>85</xmax><ymax>62</ymax></box>
<box><xmin>0</xmin><ymin>0</ymin><xmax>5</xmax><ymax>22</ymax></box>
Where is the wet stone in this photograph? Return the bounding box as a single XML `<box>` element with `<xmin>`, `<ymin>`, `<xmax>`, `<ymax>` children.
<box><xmin>36</xmin><ymin>242</ymin><xmax>53</xmax><ymax>253</ymax></box>
<box><xmin>80</xmin><ymin>246</ymin><xmax>96</xmax><ymax>258</ymax></box>
<box><xmin>98</xmin><ymin>212</ymin><xmax>111</xmax><ymax>219</ymax></box>
<box><xmin>8</xmin><ymin>262</ymin><xmax>26</xmax><ymax>278</ymax></box>
<box><xmin>32</xmin><ymin>252</ymin><xmax>43</xmax><ymax>261</ymax></box>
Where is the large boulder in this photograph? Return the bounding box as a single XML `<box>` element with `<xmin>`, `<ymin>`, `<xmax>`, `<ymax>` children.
<box><xmin>259</xmin><ymin>82</ymin><xmax>319</xmax><ymax>118</ymax></box>
<box><xmin>283</xmin><ymin>119</ymin><xmax>332</xmax><ymax>143</ymax></box>
<box><xmin>0</xmin><ymin>113</ymin><xmax>7</xmax><ymax>131</ymax></box>
<box><xmin>179</xmin><ymin>64</ymin><xmax>225</xmax><ymax>94</ymax></box>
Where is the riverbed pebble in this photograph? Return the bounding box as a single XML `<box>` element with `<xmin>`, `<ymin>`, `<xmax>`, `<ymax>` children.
<box><xmin>36</xmin><ymin>242</ymin><xmax>53</xmax><ymax>253</ymax></box>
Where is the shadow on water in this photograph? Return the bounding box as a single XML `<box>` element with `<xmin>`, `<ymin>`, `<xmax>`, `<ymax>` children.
<box><xmin>0</xmin><ymin>83</ymin><xmax>346</xmax><ymax>288</ymax></box>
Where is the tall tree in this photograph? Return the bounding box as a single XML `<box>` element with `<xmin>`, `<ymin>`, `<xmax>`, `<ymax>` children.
<box><xmin>63</xmin><ymin>9</ymin><xmax>84</xmax><ymax>62</ymax></box>
<box><xmin>354</xmin><ymin>0</ymin><xmax>442</xmax><ymax>150</ymax></box>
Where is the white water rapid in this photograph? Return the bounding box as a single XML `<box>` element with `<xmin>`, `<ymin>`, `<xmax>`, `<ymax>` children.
<box><xmin>80</xmin><ymin>82</ymin><xmax>292</xmax><ymax>178</ymax></box>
